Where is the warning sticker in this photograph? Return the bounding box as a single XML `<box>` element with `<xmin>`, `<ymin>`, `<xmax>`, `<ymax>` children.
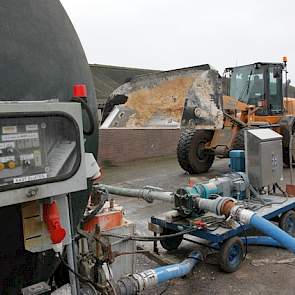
<box><xmin>13</xmin><ymin>173</ymin><xmax>47</xmax><ymax>184</ymax></box>
<box><xmin>2</xmin><ymin>126</ymin><xmax>17</xmax><ymax>134</ymax></box>
<box><xmin>2</xmin><ymin>132</ymin><xmax>39</xmax><ymax>141</ymax></box>
<box><xmin>0</xmin><ymin>142</ymin><xmax>15</xmax><ymax>149</ymax></box>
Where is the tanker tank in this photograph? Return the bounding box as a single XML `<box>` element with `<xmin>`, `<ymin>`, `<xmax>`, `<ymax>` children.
<box><xmin>0</xmin><ymin>1</ymin><xmax>98</xmax><ymax>292</ymax></box>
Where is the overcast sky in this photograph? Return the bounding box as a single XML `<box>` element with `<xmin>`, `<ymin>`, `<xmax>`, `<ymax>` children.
<box><xmin>60</xmin><ymin>0</ymin><xmax>295</xmax><ymax>82</ymax></box>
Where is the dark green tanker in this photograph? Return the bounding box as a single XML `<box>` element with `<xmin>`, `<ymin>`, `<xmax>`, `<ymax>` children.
<box><xmin>0</xmin><ymin>1</ymin><xmax>98</xmax><ymax>293</ymax></box>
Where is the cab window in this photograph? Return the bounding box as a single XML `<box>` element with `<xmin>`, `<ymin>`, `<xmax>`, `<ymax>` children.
<box><xmin>268</xmin><ymin>67</ymin><xmax>282</xmax><ymax>113</ymax></box>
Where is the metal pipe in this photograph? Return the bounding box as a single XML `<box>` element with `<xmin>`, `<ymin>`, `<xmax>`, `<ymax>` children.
<box><xmin>67</xmin><ymin>195</ymin><xmax>80</xmax><ymax>295</ymax></box>
<box><xmin>66</xmin><ymin>244</ymin><xmax>78</xmax><ymax>295</ymax></box>
<box><xmin>98</xmin><ymin>184</ymin><xmax>174</xmax><ymax>203</ymax></box>
<box><xmin>115</xmin><ymin>251</ymin><xmax>202</xmax><ymax>295</ymax></box>
<box><xmin>197</xmin><ymin>196</ymin><xmax>229</xmax><ymax>215</ymax></box>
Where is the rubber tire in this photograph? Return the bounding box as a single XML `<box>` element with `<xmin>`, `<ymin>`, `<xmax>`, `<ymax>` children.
<box><xmin>282</xmin><ymin>123</ymin><xmax>295</xmax><ymax>167</ymax></box>
<box><xmin>219</xmin><ymin>237</ymin><xmax>245</xmax><ymax>273</ymax></box>
<box><xmin>160</xmin><ymin>228</ymin><xmax>183</xmax><ymax>251</ymax></box>
<box><xmin>232</xmin><ymin>127</ymin><xmax>259</xmax><ymax>150</ymax></box>
<box><xmin>177</xmin><ymin>129</ymin><xmax>215</xmax><ymax>174</ymax></box>
<box><xmin>232</xmin><ymin>129</ymin><xmax>245</xmax><ymax>150</ymax></box>
<box><xmin>283</xmin><ymin>149</ymin><xmax>290</xmax><ymax>167</ymax></box>
<box><xmin>283</xmin><ymin>147</ymin><xmax>295</xmax><ymax>167</ymax></box>
<box><xmin>279</xmin><ymin>210</ymin><xmax>295</xmax><ymax>237</ymax></box>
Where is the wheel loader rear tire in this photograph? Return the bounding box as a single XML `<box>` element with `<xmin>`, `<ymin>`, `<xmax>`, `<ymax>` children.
<box><xmin>232</xmin><ymin>129</ymin><xmax>245</xmax><ymax>150</ymax></box>
<box><xmin>282</xmin><ymin>124</ymin><xmax>295</xmax><ymax>167</ymax></box>
<box><xmin>232</xmin><ymin>127</ymin><xmax>259</xmax><ymax>151</ymax></box>
<box><xmin>177</xmin><ymin>129</ymin><xmax>214</xmax><ymax>174</ymax></box>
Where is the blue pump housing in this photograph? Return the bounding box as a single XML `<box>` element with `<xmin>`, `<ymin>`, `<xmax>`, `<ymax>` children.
<box><xmin>191</xmin><ymin>182</ymin><xmax>219</xmax><ymax>199</ymax></box>
<box><xmin>229</xmin><ymin>150</ymin><xmax>245</xmax><ymax>172</ymax></box>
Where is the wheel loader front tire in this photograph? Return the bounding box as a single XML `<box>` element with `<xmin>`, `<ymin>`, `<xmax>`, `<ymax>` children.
<box><xmin>177</xmin><ymin>129</ymin><xmax>215</xmax><ymax>174</ymax></box>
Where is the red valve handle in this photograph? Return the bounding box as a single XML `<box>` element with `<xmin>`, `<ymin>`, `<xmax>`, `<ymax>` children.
<box><xmin>194</xmin><ymin>220</ymin><xmax>207</xmax><ymax>229</ymax></box>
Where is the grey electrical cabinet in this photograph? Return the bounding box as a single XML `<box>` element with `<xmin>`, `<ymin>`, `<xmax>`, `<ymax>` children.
<box><xmin>245</xmin><ymin>129</ymin><xmax>283</xmax><ymax>188</ymax></box>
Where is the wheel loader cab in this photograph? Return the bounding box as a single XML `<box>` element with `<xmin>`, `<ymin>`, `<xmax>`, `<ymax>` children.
<box><xmin>227</xmin><ymin>63</ymin><xmax>284</xmax><ymax>115</ymax></box>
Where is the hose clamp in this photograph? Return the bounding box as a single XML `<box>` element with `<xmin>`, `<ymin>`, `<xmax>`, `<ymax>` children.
<box><xmin>230</xmin><ymin>206</ymin><xmax>254</xmax><ymax>225</ymax></box>
<box><xmin>216</xmin><ymin>197</ymin><xmax>235</xmax><ymax>216</ymax></box>
<box><xmin>133</xmin><ymin>269</ymin><xmax>157</xmax><ymax>291</ymax></box>
<box><xmin>230</xmin><ymin>205</ymin><xmax>243</xmax><ymax>221</ymax></box>
<box><xmin>239</xmin><ymin>209</ymin><xmax>255</xmax><ymax>225</ymax></box>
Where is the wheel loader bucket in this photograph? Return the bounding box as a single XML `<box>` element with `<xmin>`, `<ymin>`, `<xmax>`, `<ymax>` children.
<box><xmin>101</xmin><ymin>64</ymin><xmax>224</xmax><ymax>129</ymax></box>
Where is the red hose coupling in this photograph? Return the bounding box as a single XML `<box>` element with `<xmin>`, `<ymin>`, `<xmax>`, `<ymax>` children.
<box><xmin>43</xmin><ymin>201</ymin><xmax>66</xmax><ymax>244</ymax></box>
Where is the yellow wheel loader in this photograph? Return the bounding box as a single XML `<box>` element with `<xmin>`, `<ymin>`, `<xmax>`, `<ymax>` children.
<box><xmin>102</xmin><ymin>60</ymin><xmax>295</xmax><ymax>174</ymax></box>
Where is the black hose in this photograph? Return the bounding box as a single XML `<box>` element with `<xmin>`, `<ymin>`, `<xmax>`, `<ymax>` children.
<box><xmin>72</xmin><ymin>97</ymin><xmax>95</xmax><ymax>136</ymax></box>
<box><xmin>101</xmin><ymin>228</ymin><xmax>196</xmax><ymax>242</ymax></box>
<box><xmin>82</xmin><ymin>188</ymin><xmax>108</xmax><ymax>224</ymax></box>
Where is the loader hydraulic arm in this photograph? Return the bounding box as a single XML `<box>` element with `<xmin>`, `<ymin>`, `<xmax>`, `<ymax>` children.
<box><xmin>223</xmin><ymin>112</ymin><xmax>247</xmax><ymax>128</ymax></box>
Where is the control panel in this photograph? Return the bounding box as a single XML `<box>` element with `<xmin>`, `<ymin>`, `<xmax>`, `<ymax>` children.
<box><xmin>0</xmin><ymin>102</ymin><xmax>87</xmax><ymax>207</ymax></box>
<box><xmin>0</xmin><ymin>118</ymin><xmax>47</xmax><ymax>187</ymax></box>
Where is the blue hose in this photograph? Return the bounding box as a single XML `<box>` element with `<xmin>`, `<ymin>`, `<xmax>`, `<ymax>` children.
<box><xmin>115</xmin><ymin>251</ymin><xmax>202</xmax><ymax>295</ymax></box>
<box><xmin>154</xmin><ymin>251</ymin><xmax>202</xmax><ymax>284</ymax></box>
<box><xmin>250</xmin><ymin>214</ymin><xmax>295</xmax><ymax>254</ymax></box>
<box><xmin>241</xmin><ymin>236</ymin><xmax>283</xmax><ymax>248</ymax></box>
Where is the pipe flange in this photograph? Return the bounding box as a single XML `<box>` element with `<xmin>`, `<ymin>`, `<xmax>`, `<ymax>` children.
<box><xmin>141</xmin><ymin>191</ymin><xmax>154</xmax><ymax>203</ymax></box>
<box><xmin>230</xmin><ymin>206</ymin><xmax>254</xmax><ymax>225</ymax></box>
<box><xmin>132</xmin><ymin>269</ymin><xmax>157</xmax><ymax>291</ymax></box>
<box><xmin>216</xmin><ymin>197</ymin><xmax>236</xmax><ymax>216</ymax></box>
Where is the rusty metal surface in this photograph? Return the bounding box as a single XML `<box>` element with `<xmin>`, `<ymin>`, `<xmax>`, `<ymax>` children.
<box><xmin>101</xmin><ymin>65</ymin><xmax>224</xmax><ymax>129</ymax></box>
<box><xmin>209</xmin><ymin>127</ymin><xmax>234</xmax><ymax>149</ymax></box>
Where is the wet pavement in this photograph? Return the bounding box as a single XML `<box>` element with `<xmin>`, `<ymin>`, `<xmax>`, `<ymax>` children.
<box><xmin>103</xmin><ymin>156</ymin><xmax>295</xmax><ymax>295</ymax></box>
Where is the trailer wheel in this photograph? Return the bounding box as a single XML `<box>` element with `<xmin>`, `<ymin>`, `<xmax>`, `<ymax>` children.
<box><xmin>219</xmin><ymin>237</ymin><xmax>245</xmax><ymax>273</ymax></box>
<box><xmin>177</xmin><ymin>129</ymin><xmax>214</xmax><ymax>174</ymax></box>
<box><xmin>160</xmin><ymin>228</ymin><xmax>183</xmax><ymax>251</ymax></box>
<box><xmin>279</xmin><ymin>210</ymin><xmax>295</xmax><ymax>237</ymax></box>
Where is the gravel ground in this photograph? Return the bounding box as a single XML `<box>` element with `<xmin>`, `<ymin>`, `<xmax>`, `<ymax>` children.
<box><xmin>103</xmin><ymin>156</ymin><xmax>295</xmax><ymax>294</ymax></box>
